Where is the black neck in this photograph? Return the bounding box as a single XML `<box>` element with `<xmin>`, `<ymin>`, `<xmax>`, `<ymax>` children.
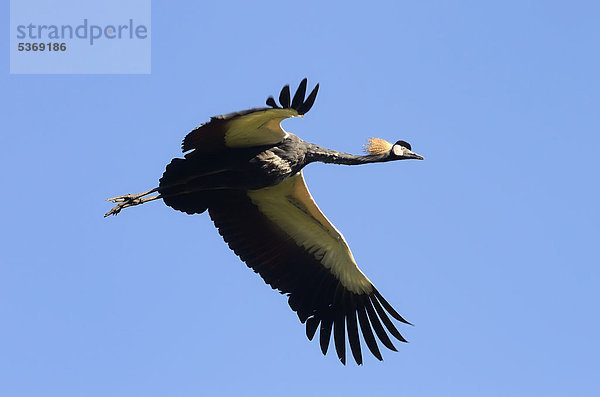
<box><xmin>305</xmin><ymin>144</ymin><xmax>392</xmax><ymax>165</ymax></box>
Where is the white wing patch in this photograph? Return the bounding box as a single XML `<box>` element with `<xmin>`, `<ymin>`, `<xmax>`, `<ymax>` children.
<box><xmin>247</xmin><ymin>172</ymin><xmax>373</xmax><ymax>294</ymax></box>
<box><xmin>256</xmin><ymin>150</ymin><xmax>292</xmax><ymax>175</ymax></box>
<box><xmin>224</xmin><ymin>108</ymin><xmax>298</xmax><ymax>148</ymax></box>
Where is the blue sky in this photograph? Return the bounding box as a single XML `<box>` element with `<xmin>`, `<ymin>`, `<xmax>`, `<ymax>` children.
<box><xmin>2</xmin><ymin>1</ymin><xmax>599</xmax><ymax>396</ymax></box>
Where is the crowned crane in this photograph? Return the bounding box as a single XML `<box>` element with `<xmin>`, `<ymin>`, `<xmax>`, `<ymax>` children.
<box><xmin>105</xmin><ymin>79</ymin><xmax>424</xmax><ymax>365</ymax></box>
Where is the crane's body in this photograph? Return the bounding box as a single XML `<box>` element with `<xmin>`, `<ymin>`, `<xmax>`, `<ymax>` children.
<box><xmin>105</xmin><ymin>79</ymin><xmax>424</xmax><ymax>365</ymax></box>
<box><xmin>163</xmin><ymin>134</ymin><xmax>310</xmax><ymax>195</ymax></box>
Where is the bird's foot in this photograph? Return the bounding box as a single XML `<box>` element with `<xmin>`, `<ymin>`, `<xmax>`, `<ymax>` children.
<box><xmin>104</xmin><ymin>189</ymin><xmax>159</xmax><ymax>217</ymax></box>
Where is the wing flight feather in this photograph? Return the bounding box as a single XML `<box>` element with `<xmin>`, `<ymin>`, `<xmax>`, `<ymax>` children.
<box><xmin>206</xmin><ymin>172</ymin><xmax>408</xmax><ymax>364</ymax></box>
<box><xmin>182</xmin><ymin>79</ymin><xmax>319</xmax><ymax>157</ymax></box>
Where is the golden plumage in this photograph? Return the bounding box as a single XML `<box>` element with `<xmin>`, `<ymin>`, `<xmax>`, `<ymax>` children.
<box><xmin>364</xmin><ymin>137</ymin><xmax>393</xmax><ymax>155</ymax></box>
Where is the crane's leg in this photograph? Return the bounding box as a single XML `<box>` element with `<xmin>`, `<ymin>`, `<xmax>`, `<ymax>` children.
<box><xmin>104</xmin><ymin>188</ymin><xmax>161</xmax><ymax>217</ymax></box>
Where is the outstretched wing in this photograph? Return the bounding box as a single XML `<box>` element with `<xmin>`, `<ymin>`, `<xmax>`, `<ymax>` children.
<box><xmin>182</xmin><ymin>79</ymin><xmax>319</xmax><ymax>157</ymax></box>
<box><xmin>207</xmin><ymin>172</ymin><xmax>410</xmax><ymax>365</ymax></box>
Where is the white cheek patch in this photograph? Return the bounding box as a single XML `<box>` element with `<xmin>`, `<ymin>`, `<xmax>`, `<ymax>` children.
<box><xmin>392</xmin><ymin>145</ymin><xmax>405</xmax><ymax>156</ymax></box>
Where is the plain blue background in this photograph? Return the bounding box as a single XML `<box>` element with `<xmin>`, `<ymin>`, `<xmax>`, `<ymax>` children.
<box><xmin>2</xmin><ymin>1</ymin><xmax>599</xmax><ymax>396</ymax></box>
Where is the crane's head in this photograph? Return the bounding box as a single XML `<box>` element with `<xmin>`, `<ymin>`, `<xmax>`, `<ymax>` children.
<box><xmin>365</xmin><ymin>138</ymin><xmax>424</xmax><ymax>160</ymax></box>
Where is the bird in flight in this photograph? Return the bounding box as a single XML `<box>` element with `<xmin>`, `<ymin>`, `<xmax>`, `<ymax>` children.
<box><xmin>105</xmin><ymin>79</ymin><xmax>424</xmax><ymax>365</ymax></box>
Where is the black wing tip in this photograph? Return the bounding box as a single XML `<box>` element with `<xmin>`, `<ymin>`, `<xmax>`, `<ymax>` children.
<box><xmin>297</xmin><ymin>83</ymin><xmax>319</xmax><ymax>115</ymax></box>
<box><xmin>369</xmin><ymin>294</ymin><xmax>409</xmax><ymax>344</ymax></box>
<box><xmin>357</xmin><ymin>304</ymin><xmax>383</xmax><ymax>361</ymax></box>
<box><xmin>279</xmin><ymin>85</ymin><xmax>291</xmax><ymax>108</ymax></box>
<box><xmin>363</xmin><ymin>294</ymin><xmax>399</xmax><ymax>352</ymax></box>
<box><xmin>373</xmin><ymin>288</ymin><xmax>413</xmax><ymax>325</ymax></box>
<box><xmin>306</xmin><ymin>317</ymin><xmax>319</xmax><ymax>341</ymax></box>
<box><xmin>291</xmin><ymin>78</ymin><xmax>307</xmax><ymax>109</ymax></box>
<box><xmin>266</xmin><ymin>96</ymin><xmax>279</xmax><ymax>108</ymax></box>
<box><xmin>319</xmin><ymin>316</ymin><xmax>334</xmax><ymax>356</ymax></box>
<box><xmin>267</xmin><ymin>78</ymin><xmax>319</xmax><ymax>115</ymax></box>
<box><xmin>301</xmin><ymin>287</ymin><xmax>411</xmax><ymax>365</ymax></box>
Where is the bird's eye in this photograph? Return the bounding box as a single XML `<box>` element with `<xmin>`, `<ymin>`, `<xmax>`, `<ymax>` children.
<box><xmin>395</xmin><ymin>140</ymin><xmax>412</xmax><ymax>150</ymax></box>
